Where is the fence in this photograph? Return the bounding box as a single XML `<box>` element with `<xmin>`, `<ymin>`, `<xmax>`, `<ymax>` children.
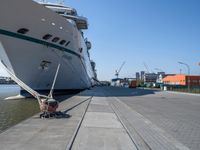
<box><xmin>165</xmin><ymin>85</ymin><xmax>200</xmax><ymax>94</ymax></box>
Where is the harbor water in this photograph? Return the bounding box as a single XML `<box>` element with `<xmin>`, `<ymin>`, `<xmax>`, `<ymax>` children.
<box><xmin>0</xmin><ymin>84</ymin><xmax>20</xmax><ymax>99</ymax></box>
<box><xmin>0</xmin><ymin>85</ymin><xmax>75</xmax><ymax>133</ymax></box>
<box><xmin>0</xmin><ymin>85</ymin><xmax>39</xmax><ymax>133</ymax></box>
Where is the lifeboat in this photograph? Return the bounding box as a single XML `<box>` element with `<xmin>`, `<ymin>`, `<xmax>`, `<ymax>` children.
<box><xmin>42</xmin><ymin>3</ymin><xmax>88</xmax><ymax>29</ymax></box>
<box><xmin>85</xmin><ymin>40</ymin><xmax>92</xmax><ymax>50</ymax></box>
<box><xmin>62</xmin><ymin>15</ymin><xmax>88</xmax><ymax>30</ymax></box>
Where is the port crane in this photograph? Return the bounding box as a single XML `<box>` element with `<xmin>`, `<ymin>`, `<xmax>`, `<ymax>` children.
<box><xmin>143</xmin><ymin>62</ymin><xmax>150</xmax><ymax>73</ymax></box>
<box><xmin>115</xmin><ymin>61</ymin><xmax>126</xmax><ymax>78</ymax></box>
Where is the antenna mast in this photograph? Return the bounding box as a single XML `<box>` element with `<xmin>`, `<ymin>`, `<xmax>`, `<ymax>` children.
<box><xmin>57</xmin><ymin>0</ymin><xmax>65</xmax><ymax>4</ymax></box>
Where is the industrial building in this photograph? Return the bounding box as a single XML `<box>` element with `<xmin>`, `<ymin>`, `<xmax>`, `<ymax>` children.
<box><xmin>111</xmin><ymin>78</ymin><xmax>136</xmax><ymax>87</ymax></box>
<box><xmin>140</xmin><ymin>71</ymin><xmax>145</xmax><ymax>81</ymax></box>
<box><xmin>136</xmin><ymin>72</ymin><xmax>140</xmax><ymax>81</ymax></box>
<box><xmin>136</xmin><ymin>71</ymin><xmax>166</xmax><ymax>85</ymax></box>
<box><xmin>163</xmin><ymin>74</ymin><xmax>200</xmax><ymax>86</ymax></box>
<box><xmin>143</xmin><ymin>73</ymin><xmax>158</xmax><ymax>83</ymax></box>
<box><xmin>0</xmin><ymin>76</ymin><xmax>15</xmax><ymax>84</ymax></box>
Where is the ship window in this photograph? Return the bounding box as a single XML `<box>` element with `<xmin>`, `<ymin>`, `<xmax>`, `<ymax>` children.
<box><xmin>56</xmin><ymin>11</ymin><xmax>64</xmax><ymax>14</ymax></box>
<box><xmin>65</xmin><ymin>41</ymin><xmax>71</xmax><ymax>47</ymax></box>
<box><xmin>41</xmin><ymin>18</ymin><xmax>46</xmax><ymax>22</ymax></box>
<box><xmin>17</xmin><ymin>28</ymin><xmax>29</xmax><ymax>34</ymax></box>
<box><xmin>79</xmin><ymin>48</ymin><xmax>83</xmax><ymax>53</ymax></box>
<box><xmin>43</xmin><ymin>34</ymin><xmax>52</xmax><ymax>40</ymax></box>
<box><xmin>59</xmin><ymin>40</ymin><xmax>66</xmax><ymax>45</ymax></box>
<box><xmin>52</xmin><ymin>37</ymin><xmax>60</xmax><ymax>43</ymax></box>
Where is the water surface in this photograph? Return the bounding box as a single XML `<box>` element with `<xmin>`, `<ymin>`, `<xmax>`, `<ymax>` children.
<box><xmin>0</xmin><ymin>85</ymin><xmax>75</xmax><ymax>133</ymax></box>
<box><xmin>0</xmin><ymin>98</ymin><xmax>39</xmax><ymax>133</ymax></box>
<box><xmin>0</xmin><ymin>84</ymin><xmax>20</xmax><ymax>99</ymax></box>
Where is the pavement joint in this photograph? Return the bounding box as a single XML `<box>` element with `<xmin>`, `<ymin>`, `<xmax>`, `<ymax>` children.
<box><xmin>0</xmin><ymin>92</ymin><xmax>92</xmax><ymax>150</ymax></box>
<box><xmin>72</xmin><ymin>94</ymin><xmax>138</xmax><ymax>150</ymax></box>
<box><xmin>109</xmin><ymin>96</ymin><xmax>191</xmax><ymax>150</ymax></box>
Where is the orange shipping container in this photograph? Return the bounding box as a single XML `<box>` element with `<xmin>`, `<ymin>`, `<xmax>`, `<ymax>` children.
<box><xmin>129</xmin><ymin>80</ymin><xmax>137</xmax><ymax>88</ymax></box>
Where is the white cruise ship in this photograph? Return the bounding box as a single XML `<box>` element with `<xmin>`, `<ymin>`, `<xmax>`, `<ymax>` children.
<box><xmin>0</xmin><ymin>0</ymin><xmax>96</xmax><ymax>93</ymax></box>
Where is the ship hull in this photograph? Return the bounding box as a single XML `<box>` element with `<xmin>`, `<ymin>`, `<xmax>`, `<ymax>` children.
<box><xmin>0</xmin><ymin>0</ymin><xmax>94</xmax><ymax>91</ymax></box>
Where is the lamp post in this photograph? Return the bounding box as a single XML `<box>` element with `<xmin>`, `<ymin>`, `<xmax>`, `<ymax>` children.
<box><xmin>180</xmin><ymin>69</ymin><xmax>182</xmax><ymax>74</ymax></box>
<box><xmin>154</xmin><ymin>68</ymin><xmax>164</xmax><ymax>86</ymax></box>
<box><xmin>178</xmin><ymin>62</ymin><xmax>190</xmax><ymax>92</ymax></box>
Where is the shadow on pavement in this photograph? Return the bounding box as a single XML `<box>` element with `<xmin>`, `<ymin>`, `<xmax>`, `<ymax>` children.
<box><xmin>78</xmin><ymin>86</ymin><xmax>161</xmax><ymax>97</ymax></box>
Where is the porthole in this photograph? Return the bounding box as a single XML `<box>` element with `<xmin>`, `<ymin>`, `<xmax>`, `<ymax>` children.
<box><xmin>52</xmin><ymin>37</ymin><xmax>60</xmax><ymax>42</ymax></box>
<box><xmin>79</xmin><ymin>48</ymin><xmax>83</xmax><ymax>53</ymax></box>
<box><xmin>43</xmin><ymin>34</ymin><xmax>52</xmax><ymax>40</ymax></box>
<box><xmin>65</xmin><ymin>41</ymin><xmax>71</xmax><ymax>47</ymax></box>
<box><xmin>59</xmin><ymin>40</ymin><xmax>66</xmax><ymax>45</ymax></box>
<box><xmin>17</xmin><ymin>28</ymin><xmax>29</xmax><ymax>34</ymax></box>
<box><xmin>41</xmin><ymin>18</ymin><xmax>46</xmax><ymax>22</ymax></box>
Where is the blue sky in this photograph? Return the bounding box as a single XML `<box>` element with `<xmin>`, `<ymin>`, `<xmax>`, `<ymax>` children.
<box><xmin>64</xmin><ymin>0</ymin><xmax>200</xmax><ymax>80</ymax></box>
<box><xmin>1</xmin><ymin>0</ymin><xmax>200</xmax><ymax>80</ymax></box>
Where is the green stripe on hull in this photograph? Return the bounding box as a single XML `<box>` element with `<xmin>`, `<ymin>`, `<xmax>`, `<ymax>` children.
<box><xmin>0</xmin><ymin>28</ymin><xmax>81</xmax><ymax>58</ymax></box>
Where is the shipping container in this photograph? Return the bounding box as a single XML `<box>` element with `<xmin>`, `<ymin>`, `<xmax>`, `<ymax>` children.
<box><xmin>129</xmin><ymin>80</ymin><xmax>137</xmax><ymax>88</ymax></box>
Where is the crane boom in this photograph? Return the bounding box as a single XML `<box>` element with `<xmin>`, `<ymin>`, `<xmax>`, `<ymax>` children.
<box><xmin>118</xmin><ymin>61</ymin><xmax>126</xmax><ymax>74</ymax></box>
<box><xmin>115</xmin><ymin>61</ymin><xmax>126</xmax><ymax>78</ymax></box>
<box><xmin>143</xmin><ymin>62</ymin><xmax>150</xmax><ymax>73</ymax></box>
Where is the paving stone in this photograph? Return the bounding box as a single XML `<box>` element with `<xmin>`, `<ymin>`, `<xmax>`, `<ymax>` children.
<box><xmin>0</xmin><ymin>92</ymin><xmax>92</xmax><ymax>150</ymax></box>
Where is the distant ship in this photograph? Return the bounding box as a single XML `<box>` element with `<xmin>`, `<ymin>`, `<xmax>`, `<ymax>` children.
<box><xmin>0</xmin><ymin>0</ymin><xmax>97</xmax><ymax>93</ymax></box>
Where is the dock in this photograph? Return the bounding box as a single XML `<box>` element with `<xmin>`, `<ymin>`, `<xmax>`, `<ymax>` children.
<box><xmin>0</xmin><ymin>86</ymin><xmax>200</xmax><ymax>150</ymax></box>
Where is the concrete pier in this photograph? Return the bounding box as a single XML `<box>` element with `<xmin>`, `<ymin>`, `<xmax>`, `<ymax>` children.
<box><xmin>1</xmin><ymin>86</ymin><xmax>200</xmax><ymax>150</ymax></box>
<box><xmin>72</xmin><ymin>96</ymin><xmax>137</xmax><ymax>150</ymax></box>
<box><xmin>0</xmin><ymin>91</ymin><xmax>92</xmax><ymax>150</ymax></box>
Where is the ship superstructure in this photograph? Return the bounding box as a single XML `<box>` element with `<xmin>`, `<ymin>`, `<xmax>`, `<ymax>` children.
<box><xmin>0</xmin><ymin>0</ymin><xmax>96</xmax><ymax>92</ymax></box>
